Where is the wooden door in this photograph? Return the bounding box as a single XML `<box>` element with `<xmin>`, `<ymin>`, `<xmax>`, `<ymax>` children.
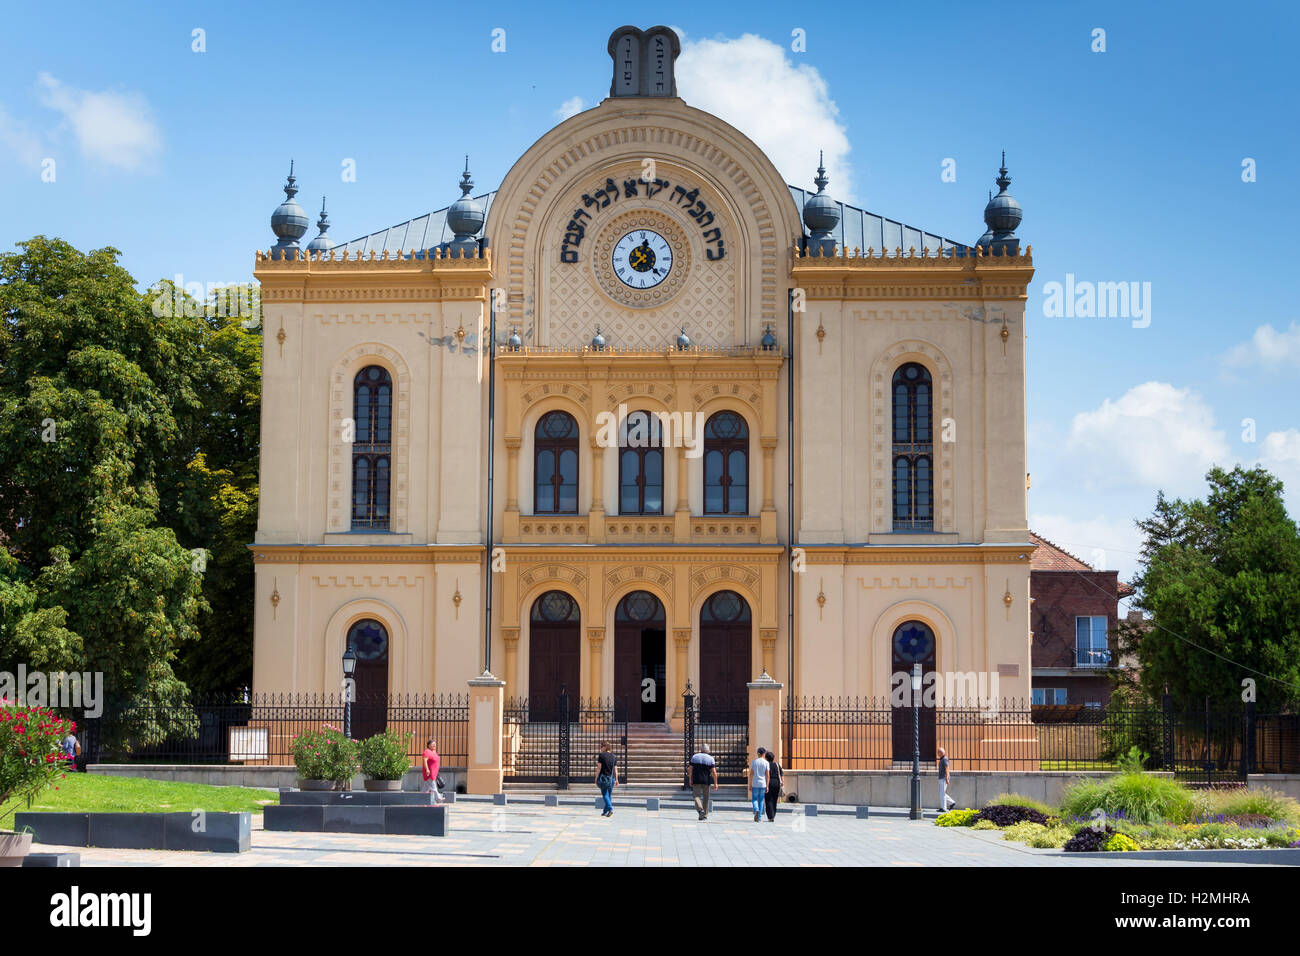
<box><xmin>890</xmin><ymin>620</ymin><xmax>937</xmax><ymax>762</ymax></box>
<box><xmin>528</xmin><ymin>591</ymin><xmax>580</xmax><ymax>721</ymax></box>
<box><xmin>698</xmin><ymin>591</ymin><xmax>751</xmax><ymax>716</ymax></box>
<box><xmin>347</xmin><ymin>619</ymin><xmax>389</xmax><ymax>740</ymax></box>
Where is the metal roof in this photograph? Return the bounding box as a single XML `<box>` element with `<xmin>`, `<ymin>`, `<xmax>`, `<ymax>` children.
<box><xmin>333</xmin><ymin>186</ymin><xmax>965</xmax><ymax>257</ymax></box>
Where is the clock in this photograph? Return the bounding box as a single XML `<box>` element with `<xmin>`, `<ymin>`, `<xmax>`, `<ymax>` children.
<box><xmin>612</xmin><ymin>229</ymin><xmax>673</xmax><ymax>289</ymax></box>
<box><xmin>590</xmin><ymin>211</ymin><xmax>691</xmax><ymax>308</ymax></box>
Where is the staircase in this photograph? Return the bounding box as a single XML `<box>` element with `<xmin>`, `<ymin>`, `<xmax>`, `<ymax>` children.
<box><xmin>625</xmin><ymin>722</ymin><xmax>686</xmax><ymax>785</ymax></box>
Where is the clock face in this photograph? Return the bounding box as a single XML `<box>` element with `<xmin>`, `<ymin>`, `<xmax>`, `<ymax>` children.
<box><xmin>612</xmin><ymin>230</ymin><xmax>673</xmax><ymax>289</ymax></box>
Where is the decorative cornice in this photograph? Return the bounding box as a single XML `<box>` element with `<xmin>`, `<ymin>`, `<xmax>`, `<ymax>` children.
<box><xmin>249</xmin><ymin>544</ymin><xmax>484</xmax><ymax>564</ymax></box>
<box><xmin>799</xmin><ymin>545</ymin><xmax>1033</xmax><ymax>565</ymax></box>
<box><xmin>501</xmin><ymin>547</ymin><xmax>782</xmax><ymax>564</ymax></box>
<box><xmin>791</xmin><ymin>245</ymin><xmax>1034</xmax><ymax>301</ymax></box>
<box><xmin>254</xmin><ymin>249</ymin><xmax>493</xmax><ymax>304</ymax></box>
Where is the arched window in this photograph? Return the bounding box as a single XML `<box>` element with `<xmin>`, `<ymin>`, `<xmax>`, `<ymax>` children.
<box><xmin>618</xmin><ymin>410</ymin><xmax>664</xmax><ymax>515</ymax></box>
<box><xmin>703</xmin><ymin>411</ymin><xmax>748</xmax><ymax>515</ymax></box>
<box><xmin>891</xmin><ymin>363</ymin><xmax>933</xmax><ymax>531</ymax></box>
<box><xmin>352</xmin><ymin>365</ymin><xmax>392</xmax><ymax>530</ymax></box>
<box><xmin>534</xmin><ymin>411</ymin><xmax>579</xmax><ymax>514</ymax></box>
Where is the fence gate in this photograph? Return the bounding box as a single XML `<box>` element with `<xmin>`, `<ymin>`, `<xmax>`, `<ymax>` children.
<box><xmin>501</xmin><ymin>690</ymin><xmax>627</xmax><ymax>788</ymax></box>
<box><xmin>682</xmin><ymin>684</ymin><xmax>748</xmax><ymax>784</ymax></box>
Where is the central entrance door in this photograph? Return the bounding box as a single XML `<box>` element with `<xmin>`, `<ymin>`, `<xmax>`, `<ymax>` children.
<box><xmin>614</xmin><ymin>591</ymin><xmax>666</xmax><ymax>722</ymax></box>
<box><xmin>698</xmin><ymin>590</ymin><xmax>751</xmax><ymax>717</ymax></box>
<box><xmin>528</xmin><ymin>590</ymin><xmax>581</xmax><ymax>721</ymax></box>
<box><xmin>890</xmin><ymin>620</ymin><xmax>937</xmax><ymax>762</ymax></box>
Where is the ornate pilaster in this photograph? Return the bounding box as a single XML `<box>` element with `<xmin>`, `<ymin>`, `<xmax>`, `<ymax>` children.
<box><xmin>502</xmin><ymin>627</ymin><xmax>520</xmax><ymax>701</ymax></box>
<box><xmin>672</xmin><ymin>627</ymin><xmax>692</xmax><ymax>716</ymax></box>
<box><xmin>760</xmin><ymin>627</ymin><xmax>779</xmax><ymax>677</ymax></box>
<box><xmin>587</xmin><ymin>626</ymin><xmax>606</xmax><ymax>700</ymax></box>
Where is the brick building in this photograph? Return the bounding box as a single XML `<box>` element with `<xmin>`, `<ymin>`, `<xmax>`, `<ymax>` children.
<box><xmin>1029</xmin><ymin>533</ymin><xmax>1134</xmax><ymax>707</ymax></box>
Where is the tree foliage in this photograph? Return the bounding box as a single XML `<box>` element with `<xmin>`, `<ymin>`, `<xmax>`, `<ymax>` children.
<box><xmin>0</xmin><ymin>236</ymin><xmax>260</xmax><ymax>713</ymax></box>
<box><xmin>1121</xmin><ymin>466</ymin><xmax>1300</xmax><ymax>711</ymax></box>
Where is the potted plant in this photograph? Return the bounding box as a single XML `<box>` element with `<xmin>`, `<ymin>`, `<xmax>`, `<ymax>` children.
<box><xmin>358</xmin><ymin>730</ymin><xmax>413</xmax><ymax>791</ymax></box>
<box><xmin>1</xmin><ymin>697</ymin><xmax>75</xmax><ymax>866</ymax></box>
<box><xmin>290</xmin><ymin>725</ymin><xmax>359</xmax><ymax>791</ymax></box>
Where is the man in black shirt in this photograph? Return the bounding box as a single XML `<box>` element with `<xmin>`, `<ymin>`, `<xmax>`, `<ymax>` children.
<box><xmin>596</xmin><ymin>742</ymin><xmax>618</xmax><ymax>817</ymax></box>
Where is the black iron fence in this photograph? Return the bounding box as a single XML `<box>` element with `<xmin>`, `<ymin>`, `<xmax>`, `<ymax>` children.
<box><xmin>78</xmin><ymin>693</ymin><xmax>469</xmax><ymax>768</ymax></box>
<box><xmin>784</xmin><ymin>695</ymin><xmax>1300</xmax><ymax>784</ymax></box>
<box><xmin>502</xmin><ymin>692</ymin><xmax>629</xmax><ymax>787</ymax></box>
<box><xmin>682</xmin><ymin>689</ymin><xmax>749</xmax><ymax>783</ymax></box>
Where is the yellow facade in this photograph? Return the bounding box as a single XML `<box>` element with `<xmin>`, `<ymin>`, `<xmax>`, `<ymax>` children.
<box><xmin>250</xmin><ymin>34</ymin><xmax>1035</xmax><ymax>718</ymax></box>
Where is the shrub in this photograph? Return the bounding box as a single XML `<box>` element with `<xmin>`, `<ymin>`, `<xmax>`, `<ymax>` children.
<box><xmin>986</xmin><ymin>792</ymin><xmax>1054</xmax><ymax>816</ymax></box>
<box><xmin>975</xmin><ymin>804</ymin><xmax>1049</xmax><ymax>827</ymax></box>
<box><xmin>291</xmin><ymin>725</ymin><xmax>359</xmax><ymax>784</ymax></box>
<box><xmin>1103</xmin><ymin>832</ymin><xmax>1141</xmax><ymax>852</ymax></box>
<box><xmin>935</xmin><ymin>808</ymin><xmax>979</xmax><ymax>827</ymax></box>
<box><xmin>1001</xmin><ymin>821</ymin><xmax>1047</xmax><ymax>843</ymax></box>
<box><xmin>1060</xmin><ymin>772</ymin><xmax>1204</xmax><ymax>825</ymax></box>
<box><xmin>1208</xmin><ymin>787</ymin><xmax>1300</xmax><ymax>825</ymax></box>
<box><xmin>971</xmin><ymin>819</ymin><xmax>999</xmax><ymax>830</ymax></box>
<box><xmin>357</xmin><ymin>730</ymin><xmax>412</xmax><ymax>781</ymax></box>
<box><xmin>1063</xmin><ymin>826</ymin><xmax>1112</xmax><ymax>852</ymax></box>
<box><xmin>1027</xmin><ymin>826</ymin><xmax>1073</xmax><ymax>848</ymax></box>
<box><xmin>0</xmin><ymin>701</ymin><xmax>75</xmax><ymax>827</ymax></box>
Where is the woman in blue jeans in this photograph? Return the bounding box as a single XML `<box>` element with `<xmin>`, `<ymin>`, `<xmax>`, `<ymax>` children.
<box><xmin>595</xmin><ymin>742</ymin><xmax>618</xmax><ymax>817</ymax></box>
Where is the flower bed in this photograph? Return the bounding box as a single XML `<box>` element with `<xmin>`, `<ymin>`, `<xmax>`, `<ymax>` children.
<box><xmin>935</xmin><ymin>774</ymin><xmax>1300</xmax><ymax>853</ymax></box>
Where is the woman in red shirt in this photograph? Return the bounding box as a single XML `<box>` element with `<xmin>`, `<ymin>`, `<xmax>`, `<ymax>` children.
<box><xmin>422</xmin><ymin>739</ymin><xmax>441</xmax><ymax>802</ymax></box>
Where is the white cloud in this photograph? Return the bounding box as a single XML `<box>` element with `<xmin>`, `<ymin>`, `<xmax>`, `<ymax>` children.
<box><xmin>0</xmin><ymin>103</ymin><xmax>44</xmax><ymax>168</ymax></box>
<box><xmin>674</xmin><ymin>32</ymin><xmax>854</xmax><ymax>203</ymax></box>
<box><xmin>1257</xmin><ymin>428</ymin><xmax>1300</xmax><ymax>507</ymax></box>
<box><xmin>35</xmin><ymin>72</ymin><xmax>161</xmax><ymax>170</ymax></box>
<box><xmin>555</xmin><ymin>96</ymin><xmax>587</xmax><ymax>121</ymax></box>
<box><xmin>1221</xmin><ymin>321</ymin><xmax>1300</xmax><ymax>370</ymax></box>
<box><xmin>1066</xmin><ymin>382</ymin><xmax>1230</xmax><ymax>494</ymax></box>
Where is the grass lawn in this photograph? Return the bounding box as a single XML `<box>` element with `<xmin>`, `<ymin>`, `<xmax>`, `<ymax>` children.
<box><xmin>1</xmin><ymin>773</ymin><xmax>277</xmax><ymax>819</ymax></box>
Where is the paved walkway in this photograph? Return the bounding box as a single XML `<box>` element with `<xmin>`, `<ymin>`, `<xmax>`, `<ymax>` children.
<box><xmin>30</xmin><ymin>801</ymin><xmax>1274</xmax><ymax>867</ymax></box>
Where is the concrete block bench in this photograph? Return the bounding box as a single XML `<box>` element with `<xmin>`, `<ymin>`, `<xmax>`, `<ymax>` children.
<box><xmin>278</xmin><ymin>789</ymin><xmax>443</xmax><ymax>807</ymax></box>
<box><xmin>264</xmin><ymin>799</ymin><xmax>449</xmax><ymax>837</ymax></box>
<box><xmin>14</xmin><ymin>812</ymin><xmax>250</xmax><ymax>853</ymax></box>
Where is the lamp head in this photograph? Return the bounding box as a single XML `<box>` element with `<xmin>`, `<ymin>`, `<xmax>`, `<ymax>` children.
<box><xmin>342</xmin><ymin>647</ymin><xmax>357</xmax><ymax>676</ymax></box>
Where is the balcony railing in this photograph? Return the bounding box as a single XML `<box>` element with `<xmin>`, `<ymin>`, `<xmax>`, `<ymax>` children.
<box><xmin>1076</xmin><ymin>647</ymin><xmax>1112</xmax><ymax>667</ymax></box>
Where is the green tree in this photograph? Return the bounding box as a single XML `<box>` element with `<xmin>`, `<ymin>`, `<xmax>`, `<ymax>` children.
<box><xmin>1121</xmin><ymin>466</ymin><xmax>1300</xmax><ymax>711</ymax></box>
<box><xmin>0</xmin><ymin>237</ymin><xmax>260</xmax><ymax>713</ymax></box>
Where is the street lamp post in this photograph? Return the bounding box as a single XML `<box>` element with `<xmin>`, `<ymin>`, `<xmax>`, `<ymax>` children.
<box><xmin>909</xmin><ymin>662</ymin><xmax>922</xmax><ymax>820</ymax></box>
<box><xmin>342</xmin><ymin>647</ymin><xmax>357</xmax><ymax>740</ymax></box>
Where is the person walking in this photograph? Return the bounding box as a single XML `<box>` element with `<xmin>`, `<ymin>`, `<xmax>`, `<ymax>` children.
<box><xmin>749</xmin><ymin>747</ymin><xmax>769</xmax><ymax>822</ymax></box>
<box><xmin>60</xmin><ymin>731</ymin><xmax>80</xmax><ymax>772</ymax></box>
<box><xmin>421</xmin><ymin>739</ymin><xmax>442</xmax><ymax>802</ymax></box>
<box><xmin>596</xmin><ymin>741</ymin><xmax>618</xmax><ymax>817</ymax></box>
<box><xmin>937</xmin><ymin>746</ymin><xmax>957</xmax><ymax>811</ymax></box>
<box><xmin>763</xmin><ymin>748</ymin><xmax>783</xmax><ymax>822</ymax></box>
<box><xmin>688</xmin><ymin>743</ymin><xmax>718</xmax><ymax>820</ymax></box>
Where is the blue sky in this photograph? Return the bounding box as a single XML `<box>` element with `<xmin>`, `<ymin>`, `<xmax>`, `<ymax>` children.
<box><xmin>1</xmin><ymin>0</ymin><xmax>1297</xmax><ymax>586</ymax></box>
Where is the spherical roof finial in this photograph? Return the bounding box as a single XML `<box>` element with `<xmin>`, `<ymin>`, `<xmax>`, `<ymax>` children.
<box><xmin>591</xmin><ymin>325</ymin><xmax>607</xmax><ymax>351</ymax></box>
<box><xmin>803</xmin><ymin>149</ymin><xmax>840</xmax><ymax>255</ymax></box>
<box><xmin>978</xmin><ymin>151</ymin><xmax>1023</xmax><ymax>253</ymax></box>
<box><xmin>305</xmin><ymin>195</ymin><xmax>337</xmax><ymax>254</ymax></box>
<box><xmin>675</xmin><ymin>326</ymin><xmax>691</xmax><ymax>351</ymax></box>
<box><xmin>270</xmin><ymin>159</ymin><xmax>309</xmax><ymax>259</ymax></box>
<box><xmin>446</xmin><ymin>154</ymin><xmax>486</xmax><ymax>254</ymax></box>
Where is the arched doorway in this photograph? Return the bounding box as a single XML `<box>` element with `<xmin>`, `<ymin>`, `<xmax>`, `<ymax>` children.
<box><xmin>699</xmin><ymin>590</ymin><xmax>752</xmax><ymax>716</ymax></box>
<box><xmin>528</xmin><ymin>590</ymin><xmax>580</xmax><ymax>721</ymax></box>
<box><xmin>614</xmin><ymin>591</ymin><xmax>666</xmax><ymax>722</ymax></box>
<box><xmin>346</xmin><ymin>618</ymin><xmax>389</xmax><ymax>739</ymax></box>
<box><xmin>890</xmin><ymin>620</ymin><xmax>937</xmax><ymax>763</ymax></box>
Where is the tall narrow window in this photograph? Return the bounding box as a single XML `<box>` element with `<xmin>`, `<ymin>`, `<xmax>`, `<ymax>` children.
<box><xmin>703</xmin><ymin>411</ymin><xmax>748</xmax><ymax>515</ymax></box>
<box><xmin>535</xmin><ymin>411</ymin><xmax>579</xmax><ymax>514</ymax></box>
<box><xmin>352</xmin><ymin>365</ymin><xmax>392</xmax><ymax>530</ymax></box>
<box><xmin>891</xmin><ymin>362</ymin><xmax>933</xmax><ymax>530</ymax></box>
<box><xmin>618</xmin><ymin>410</ymin><xmax>664</xmax><ymax>515</ymax></box>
